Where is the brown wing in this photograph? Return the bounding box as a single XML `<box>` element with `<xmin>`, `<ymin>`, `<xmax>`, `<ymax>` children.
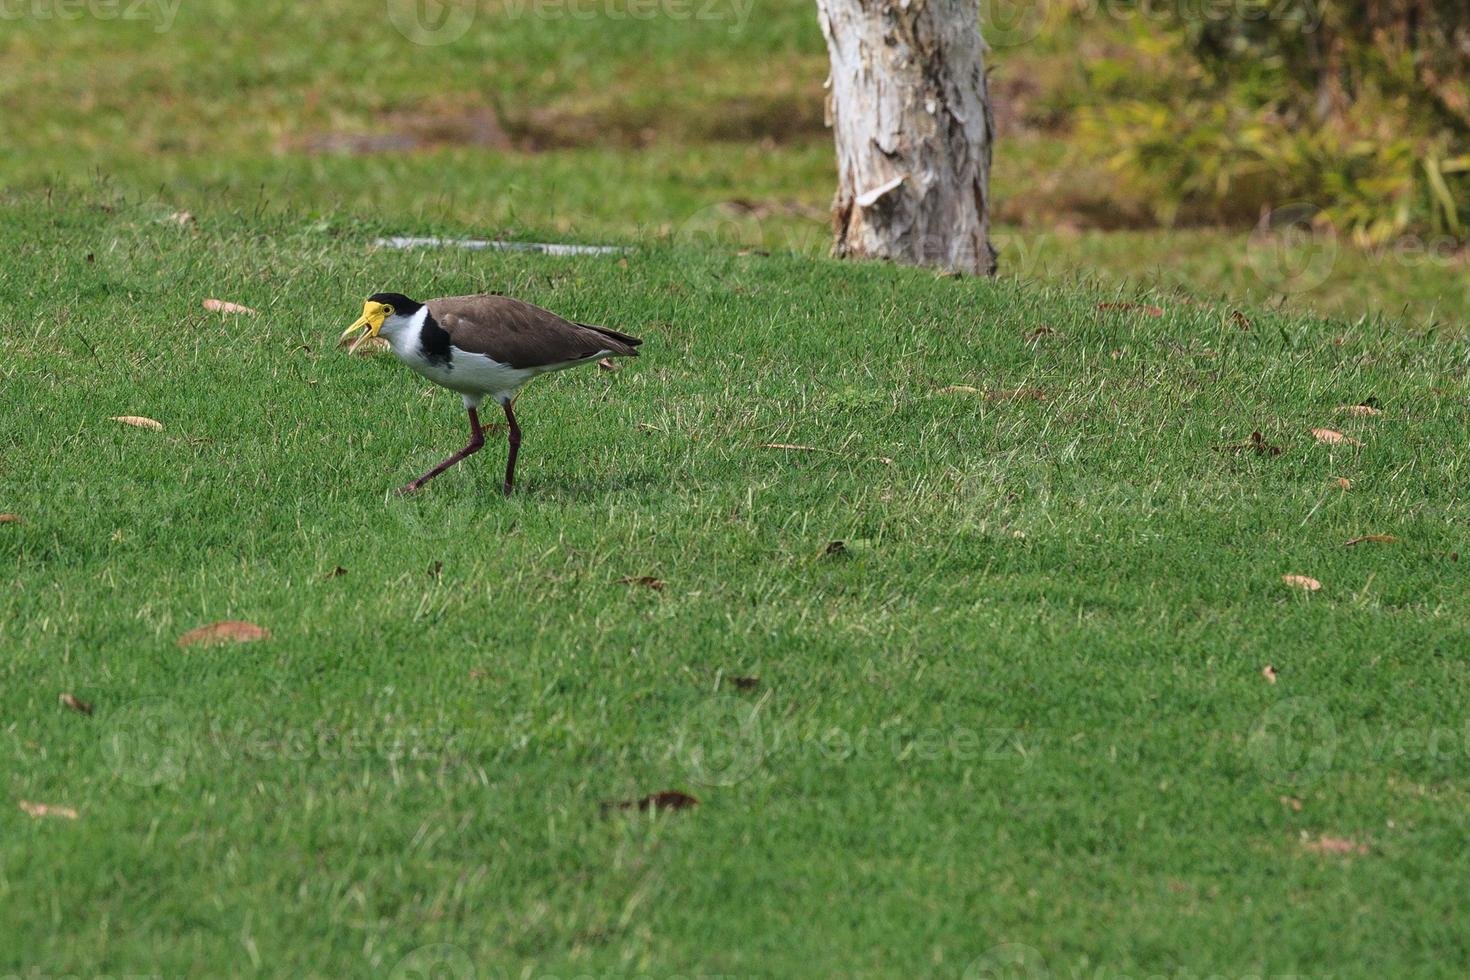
<box><xmin>427</xmin><ymin>295</ymin><xmax>641</xmax><ymax>369</ymax></box>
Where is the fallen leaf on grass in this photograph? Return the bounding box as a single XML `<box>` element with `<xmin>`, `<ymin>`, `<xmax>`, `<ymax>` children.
<box><xmin>1279</xmin><ymin>796</ymin><xmax>1303</xmax><ymax>812</ymax></box>
<box><xmin>1336</xmin><ymin>404</ymin><xmax>1384</xmax><ymax>417</ymax></box>
<box><xmin>0</xmin><ymin>513</ymin><xmax>21</xmax><ymax>524</ymax></box>
<box><xmin>1345</xmin><ymin>534</ymin><xmax>1398</xmax><ymax>547</ymax></box>
<box><xmin>19</xmin><ymin>801</ymin><xmax>78</xmax><ymax>820</ymax></box>
<box><xmin>1282</xmin><ymin>575</ymin><xmax>1322</xmax><ymax>591</ymax></box>
<box><xmin>1262</xmin><ymin>665</ymin><xmax>1278</xmax><ymax>684</ymax></box>
<box><xmin>1230</xmin><ymin>310</ymin><xmax>1252</xmax><ymax>330</ymax></box>
<box><xmin>169</xmin><ymin>211</ymin><xmax>195</xmax><ymax>227</ymax></box>
<box><xmin>59</xmin><ymin>693</ymin><xmax>93</xmax><ymax>715</ymax></box>
<box><xmin>602</xmin><ymin>790</ymin><xmax>700</xmax><ymax>813</ymax></box>
<box><xmin>177</xmin><ymin>620</ymin><xmax>271</xmax><ymax>648</ymax></box>
<box><xmin>1096</xmin><ymin>302</ymin><xmax>1164</xmax><ymax>317</ymax></box>
<box><xmin>617</xmin><ymin>576</ymin><xmax>666</xmax><ymax>591</ymax></box>
<box><xmin>1312</xmin><ymin>428</ymin><xmax>1363</xmax><ymax>447</ymax></box>
<box><xmin>1331</xmin><ymin>476</ymin><xmax>1352</xmax><ymax>490</ymax></box>
<box><xmin>202</xmin><ymin>299</ymin><xmax>258</xmax><ymax>316</ymax></box>
<box><xmin>1303</xmin><ymin>836</ymin><xmax>1367</xmax><ymax>856</ymax></box>
<box><xmin>110</xmin><ymin>416</ymin><xmax>164</xmax><ymax>431</ymax></box>
<box><xmin>1024</xmin><ymin>324</ymin><xmax>1059</xmax><ymax>341</ymax></box>
<box><xmin>323</xmin><ymin>566</ymin><xmax>348</xmax><ymax>579</ymax></box>
<box><xmin>729</xmin><ymin>676</ymin><xmax>760</xmax><ymax>690</ymax></box>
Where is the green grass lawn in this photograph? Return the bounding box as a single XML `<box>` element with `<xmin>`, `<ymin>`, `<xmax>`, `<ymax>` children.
<box><xmin>3</xmin><ymin>189</ymin><xmax>1470</xmax><ymax>976</ymax></box>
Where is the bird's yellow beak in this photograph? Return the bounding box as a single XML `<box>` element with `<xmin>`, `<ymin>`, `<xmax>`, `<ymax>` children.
<box><xmin>340</xmin><ymin>301</ymin><xmax>389</xmax><ymax>354</ymax></box>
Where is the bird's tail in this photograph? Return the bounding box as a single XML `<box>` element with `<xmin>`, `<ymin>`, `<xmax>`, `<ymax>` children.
<box><xmin>581</xmin><ymin>323</ymin><xmax>643</xmax><ymax>357</ymax></box>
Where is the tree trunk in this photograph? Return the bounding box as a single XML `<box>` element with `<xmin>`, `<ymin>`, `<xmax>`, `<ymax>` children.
<box><xmin>816</xmin><ymin>0</ymin><xmax>997</xmax><ymax>276</ymax></box>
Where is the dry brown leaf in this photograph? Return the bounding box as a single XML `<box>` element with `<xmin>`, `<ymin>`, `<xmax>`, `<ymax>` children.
<box><xmin>338</xmin><ymin>335</ymin><xmax>390</xmax><ymax>355</ymax></box>
<box><xmin>110</xmin><ymin>416</ymin><xmax>164</xmax><ymax>431</ymax></box>
<box><xmin>19</xmin><ymin>801</ymin><xmax>78</xmax><ymax>820</ymax></box>
<box><xmin>1345</xmin><ymin>534</ymin><xmax>1398</xmax><ymax>547</ymax></box>
<box><xmin>1262</xmin><ymin>665</ymin><xmax>1278</xmax><ymax>684</ymax></box>
<box><xmin>1024</xmin><ymin>324</ymin><xmax>1059</xmax><ymax>341</ymax></box>
<box><xmin>0</xmin><ymin>513</ymin><xmax>20</xmax><ymax>524</ymax></box>
<box><xmin>1312</xmin><ymin>428</ymin><xmax>1363</xmax><ymax>447</ymax></box>
<box><xmin>602</xmin><ymin>790</ymin><xmax>700</xmax><ymax>813</ymax></box>
<box><xmin>1303</xmin><ymin>836</ymin><xmax>1367</xmax><ymax>856</ymax></box>
<box><xmin>1230</xmin><ymin>310</ymin><xmax>1252</xmax><ymax>330</ymax></box>
<box><xmin>1282</xmin><ymin>575</ymin><xmax>1322</xmax><ymax>591</ymax></box>
<box><xmin>177</xmin><ymin>620</ymin><xmax>271</xmax><ymax>648</ymax></box>
<box><xmin>1336</xmin><ymin>404</ymin><xmax>1383</xmax><ymax>417</ymax></box>
<box><xmin>1279</xmin><ymin>795</ymin><xmax>1303</xmax><ymax>812</ymax></box>
<box><xmin>617</xmin><ymin>575</ymin><xmax>666</xmax><ymax>591</ymax></box>
<box><xmin>202</xmin><ymin>299</ymin><xmax>259</xmax><ymax>316</ymax></box>
<box><xmin>59</xmin><ymin>692</ymin><xmax>93</xmax><ymax>716</ymax></box>
<box><xmin>1332</xmin><ymin>477</ymin><xmax>1352</xmax><ymax>490</ymax></box>
<box><xmin>1096</xmin><ymin>302</ymin><xmax>1164</xmax><ymax>317</ymax></box>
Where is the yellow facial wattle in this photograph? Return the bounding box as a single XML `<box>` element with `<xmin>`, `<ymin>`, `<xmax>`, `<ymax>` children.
<box><xmin>339</xmin><ymin>300</ymin><xmax>392</xmax><ymax>353</ymax></box>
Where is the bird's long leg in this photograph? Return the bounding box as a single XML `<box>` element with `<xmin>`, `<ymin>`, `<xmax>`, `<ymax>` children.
<box><xmin>502</xmin><ymin>398</ymin><xmax>522</xmax><ymax>497</ymax></box>
<box><xmin>398</xmin><ymin>406</ymin><xmax>485</xmax><ymax>495</ymax></box>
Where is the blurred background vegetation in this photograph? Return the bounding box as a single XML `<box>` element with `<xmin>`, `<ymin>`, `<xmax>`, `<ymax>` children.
<box><xmin>2</xmin><ymin>0</ymin><xmax>1467</xmax><ymax>324</ymax></box>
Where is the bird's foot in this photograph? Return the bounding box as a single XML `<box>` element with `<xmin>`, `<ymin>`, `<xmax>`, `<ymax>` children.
<box><xmin>395</xmin><ymin>481</ymin><xmax>425</xmax><ymax>497</ymax></box>
<box><xmin>502</xmin><ymin>481</ymin><xmax>514</xmax><ymax>497</ymax></box>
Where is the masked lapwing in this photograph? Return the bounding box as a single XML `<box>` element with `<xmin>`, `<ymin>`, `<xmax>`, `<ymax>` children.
<box><xmin>340</xmin><ymin>292</ymin><xmax>642</xmax><ymax>495</ymax></box>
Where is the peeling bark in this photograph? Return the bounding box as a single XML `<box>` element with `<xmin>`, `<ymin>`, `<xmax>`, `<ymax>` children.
<box><xmin>816</xmin><ymin>0</ymin><xmax>997</xmax><ymax>276</ymax></box>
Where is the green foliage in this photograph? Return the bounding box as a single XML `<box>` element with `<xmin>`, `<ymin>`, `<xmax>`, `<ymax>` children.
<box><xmin>1065</xmin><ymin>3</ymin><xmax>1470</xmax><ymax>242</ymax></box>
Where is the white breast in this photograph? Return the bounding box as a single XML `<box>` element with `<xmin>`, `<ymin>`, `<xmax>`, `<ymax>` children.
<box><xmin>382</xmin><ymin>307</ymin><xmax>601</xmax><ymax>406</ymax></box>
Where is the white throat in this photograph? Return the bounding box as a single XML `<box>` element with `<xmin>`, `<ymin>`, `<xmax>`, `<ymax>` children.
<box><xmin>379</xmin><ymin>306</ymin><xmax>429</xmax><ymax>357</ymax></box>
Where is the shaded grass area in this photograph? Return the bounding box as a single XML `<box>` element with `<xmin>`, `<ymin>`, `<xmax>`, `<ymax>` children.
<box><xmin>2</xmin><ymin>192</ymin><xmax>1470</xmax><ymax>975</ymax></box>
